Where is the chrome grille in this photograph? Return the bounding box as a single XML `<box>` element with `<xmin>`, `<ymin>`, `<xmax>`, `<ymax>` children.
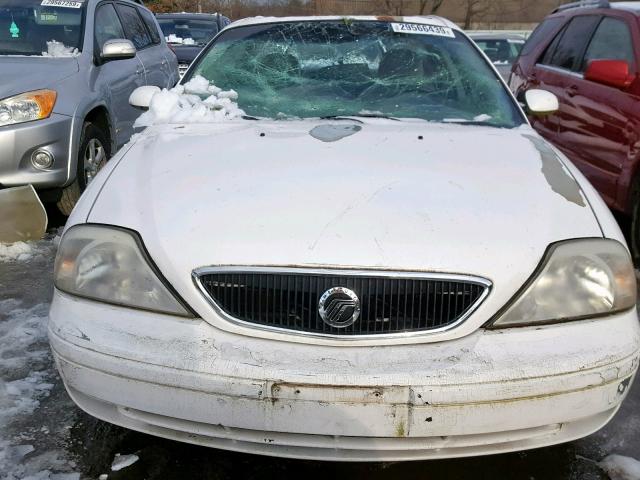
<box><xmin>194</xmin><ymin>269</ymin><xmax>490</xmax><ymax>338</ymax></box>
<box><xmin>178</xmin><ymin>63</ymin><xmax>189</xmax><ymax>76</ymax></box>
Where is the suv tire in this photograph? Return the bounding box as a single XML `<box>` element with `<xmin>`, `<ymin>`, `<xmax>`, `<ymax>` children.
<box><xmin>57</xmin><ymin>122</ymin><xmax>110</xmax><ymax>216</ymax></box>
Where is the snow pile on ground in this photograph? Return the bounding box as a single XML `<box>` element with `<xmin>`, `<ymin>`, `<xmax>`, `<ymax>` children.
<box><xmin>0</xmin><ymin>241</ymin><xmax>34</xmax><ymax>261</ymax></box>
<box><xmin>599</xmin><ymin>455</ymin><xmax>640</xmax><ymax>480</ymax></box>
<box><xmin>0</xmin><ymin>440</ymin><xmax>79</xmax><ymax>480</ymax></box>
<box><xmin>134</xmin><ymin>75</ymin><xmax>244</xmax><ymax>127</ymax></box>
<box><xmin>0</xmin><ymin>296</ymin><xmax>79</xmax><ymax>479</ymax></box>
<box><xmin>0</xmin><ymin>302</ymin><xmax>52</xmax><ymax>468</ymax></box>
<box><xmin>1</xmin><ymin>228</ymin><xmax>62</xmax><ymax>263</ymax></box>
<box><xmin>42</xmin><ymin>40</ymin><xmax>79</xmax><ymax>57</ymax></box>
<box><xmin>111</xmin><ymin>453</ymin><xmax>139</xmax><ymax>471</ymax></box>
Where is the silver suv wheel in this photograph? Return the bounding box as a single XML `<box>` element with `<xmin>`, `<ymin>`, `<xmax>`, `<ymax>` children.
<box><xmin>84</xmin><ymin>138</ymin><xmax>106</xmax><ymax>185</ymax></box>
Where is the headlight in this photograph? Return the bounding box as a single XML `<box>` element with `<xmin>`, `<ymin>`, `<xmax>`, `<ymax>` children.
<box><xmin>54</xmin><ymin>225</ymin><xmax>193</xmax><ymax>317</ymax></box>
<box><xmin>0</xmin><ymin>90</ymin><xmax>57</xmax><ymax>127</ymax></box>
<box><xmin>491</xmin><ymin>239</ymin><xmax>636</xmax><ymax>328</ymax></box>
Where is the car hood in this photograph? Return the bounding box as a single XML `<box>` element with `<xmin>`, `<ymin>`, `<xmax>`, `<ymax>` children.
<box><xmin>87</xmin><ymin>121</ymin><xmax>602</xmax><ymax>324</ymax></box>
<box><xmin>0</xmin><ymin>57</ymin><xmax>79</xmax><ymax>99</ymax></box>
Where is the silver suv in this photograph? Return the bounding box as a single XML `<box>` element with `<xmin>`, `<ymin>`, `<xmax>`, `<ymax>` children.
<box><xmin>0</xmin><ymin>0</ymin><xmax>178</xmax><ymax>214</ymax></box>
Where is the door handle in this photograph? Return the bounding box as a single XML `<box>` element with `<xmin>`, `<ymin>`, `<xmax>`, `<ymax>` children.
<box><xmin>565</xmin><ymin>85</ymin><xmax>579</xmax><ymax>97</ymax></box>
<box><xmin>161</xmin><ymin>59</ymin><xmax>168</xmax><ymax>66</ymax></box>
<box><xmin>135</xmin><ymin>68</ymin><xmax>144</xmax><ymax>75</ymax></box>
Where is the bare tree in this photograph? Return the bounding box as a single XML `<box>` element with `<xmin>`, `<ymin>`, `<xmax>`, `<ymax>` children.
<box><xmin>459</xmin><ymin>0</ymin><xmax>492</xmax><ymax>29</ymax></box>
<box><xmin>418</xmin><ymin>0</ymin><xmax>446</xmax><ymax>15</ymax></box>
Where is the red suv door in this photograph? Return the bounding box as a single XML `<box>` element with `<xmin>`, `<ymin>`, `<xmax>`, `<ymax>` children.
<box><xmin>553</xmin><ymin>13</ymin><xmax>640</xmax><ymax>210</ymax></box>
<box><xmin>524</xmin><ymin>15</ymin><xmax>601</xmax><ymax>153</ymax></box>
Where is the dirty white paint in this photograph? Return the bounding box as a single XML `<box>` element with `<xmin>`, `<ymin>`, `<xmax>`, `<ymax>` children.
<box><xmin>51</xmin><ymin>31</ymin><xmax>640</xmax><ymax>458</ymax></box>
<box><xmin>79</xmin><ymin>121</ymin><xmax>605</xmax><ymax>346</ymax></box>
<box><xmin>49</xmin><ymin>291</ymin><xmax>640</xmax><ymax>460</ymax></box>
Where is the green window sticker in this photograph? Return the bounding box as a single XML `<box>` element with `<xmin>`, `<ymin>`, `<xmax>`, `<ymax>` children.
<box><xmin>40</xmin><ymin>13</ymin><xmax>59</xmax><ymax>24</ymax></box>
<box><xmin>10</xmin><ymin>21</ymin><xmax>20</xmax><ymax>38</ymax></box>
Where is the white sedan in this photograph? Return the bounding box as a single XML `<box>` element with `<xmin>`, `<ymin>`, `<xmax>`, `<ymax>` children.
<box><xmin>49</xmin><ymin>16</ymin><xmax>639</xmax><ymax>461</ymax></box>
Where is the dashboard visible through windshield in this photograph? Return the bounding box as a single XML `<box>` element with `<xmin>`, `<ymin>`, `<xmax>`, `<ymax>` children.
<box><xmin>0</xmin><ymin>0</ymin><xmax>85</xmax><ymax>56</ymax></box>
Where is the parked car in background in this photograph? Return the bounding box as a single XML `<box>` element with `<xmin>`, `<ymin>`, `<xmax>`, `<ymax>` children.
<box><xmin>0</xmin><ymin>0</ymin><xmax>178</xmax><ymax>215</ymax></box>
<box><xmin>157</xmin><ymin>12</ymin><xmax>230</xmax><ymax>76</ymax></box>
<box><xmin>467</xmin><ymin>31</ymin><xmax>526</xmax><ymax>80</ymax></box>
<box><xmin>50</xmin><ymin>15</ymin><xmax>639</xmax><ymax>461</ymax></box>
<box><xmin>510</xmin><ymin>1</ymin><xmax>640</xmax><ymax>258</ymax></box>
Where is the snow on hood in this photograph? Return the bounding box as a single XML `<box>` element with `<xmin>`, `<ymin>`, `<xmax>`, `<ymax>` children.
<box><xmin>134</xmin><ymin>75</ymin><xmax>244</xmax><ymax>127</ymax></box>
<box><xmin>41</xmin><ymin>40</ymin><xmax>79</xmax><ymax>58</ymax></box>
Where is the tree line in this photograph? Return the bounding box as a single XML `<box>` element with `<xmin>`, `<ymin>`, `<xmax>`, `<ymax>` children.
<box><xmin>147</xmin><ymin>0</ymin><xmax>571</xmax><ymax>29</ymax></box>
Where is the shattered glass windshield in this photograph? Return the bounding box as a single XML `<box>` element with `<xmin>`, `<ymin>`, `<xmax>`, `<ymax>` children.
<box><xmin>188</xmin><ymin>20</ymin><xmax>524</xmax><ymax>127</ymax></box>
<box><xmin>0</xmin><ymin>0</ymin><xmax>85</xmax><ymax>56</ymax></box>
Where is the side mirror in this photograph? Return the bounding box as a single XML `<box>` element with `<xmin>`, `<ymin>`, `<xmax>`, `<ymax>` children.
<box><xmin>524</xmin><ymin>89</ymin><xmax>559</xmax><ymax>116</ymax></box>
<box><xmin>101</xmin><ymin>39</ymin><xmax>136</xmax><ymax>60</ymax></box>
<box><xmin>129</xmin><ymin>85</ymin><xmax>160</xmax><ymax>109</ymax></box>
<box><xmin>584</xmin><ymin>59</ymin><xmax>635</xmax><ymax>89</ymax></box>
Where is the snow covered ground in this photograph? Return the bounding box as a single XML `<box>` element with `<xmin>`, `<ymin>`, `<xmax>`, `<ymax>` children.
<box><xmin>1</xmin><ymin>229</ymin><xmax>639</xmax><ymax>479</ymax></box>
<box><xmin>0</xmin><ymin>231</ymin><xmax>80</xmax><ymax>480</ymax></box>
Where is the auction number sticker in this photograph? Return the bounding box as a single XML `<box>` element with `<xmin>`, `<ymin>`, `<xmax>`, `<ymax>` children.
<box><xmin>41</xmin><ymin>0</ymin><xmax>84</xmax><ymax>8</ymax></box>
<box><xmin>391</xmin><ymin>23</ymin><xmax>455</xmax><ymax>38</ymax></box>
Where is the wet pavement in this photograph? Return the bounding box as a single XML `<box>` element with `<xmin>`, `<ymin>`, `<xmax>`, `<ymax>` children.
<box><xmin>0</xmin><ymin>213</ymin><xmax>638</xmax><ymax>479</ymax></box>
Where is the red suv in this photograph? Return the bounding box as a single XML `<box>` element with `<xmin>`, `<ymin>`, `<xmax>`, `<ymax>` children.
<box><xmin>510</xmin><ymin>1</ymin><xmax>640</xmax><ymax>257</ymax></box>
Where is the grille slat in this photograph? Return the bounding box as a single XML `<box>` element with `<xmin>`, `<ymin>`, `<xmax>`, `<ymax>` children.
<box><xmin>197</xmin><ymin>270</ymin><xmax>488</xmax><ymax>337</ymax></box>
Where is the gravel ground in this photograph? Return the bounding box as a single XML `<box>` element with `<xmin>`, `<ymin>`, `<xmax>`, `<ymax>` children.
<box><xmin>0</xmin><ymin>220</ymin><xmax>638</xmax><ymax>480</ymax></box>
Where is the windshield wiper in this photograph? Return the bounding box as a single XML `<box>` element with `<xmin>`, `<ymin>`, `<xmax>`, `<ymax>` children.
<box><xmin>320</xmin><ymin>114</ymin><xmax>400</xmax><ymax>121</ymax></box>
<box><xmin>241</xmin><ymin>115</ymin><xmax>260</xmax><ymax>120</ymax></box>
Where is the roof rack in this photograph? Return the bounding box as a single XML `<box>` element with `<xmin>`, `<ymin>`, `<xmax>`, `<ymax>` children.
<box><xmin>551</xmin><ymin>0</ymin><xmax>609</xmax><ymax>13</ymax></box>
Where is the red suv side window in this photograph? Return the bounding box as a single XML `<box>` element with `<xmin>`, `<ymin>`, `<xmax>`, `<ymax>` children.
<box><xmin>540</xmin><ymin>15</ymin><xmax>600</xmax><ymax>71</ymax></box>
<box><xmin>520</xmin><ymin>17</ymin><xmax>563</xmax><ymax>57</ymax></box>
<box><xmin>581</xmin><ymin>17</ymin><xmax>636</xmax><ymax>71</ymax></box>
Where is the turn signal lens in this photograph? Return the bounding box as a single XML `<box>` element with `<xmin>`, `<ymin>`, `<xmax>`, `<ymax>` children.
<box><xmin>0</xmin><ymin>89</ymin><xmax>57</xmax><ymax>127</ymax></box>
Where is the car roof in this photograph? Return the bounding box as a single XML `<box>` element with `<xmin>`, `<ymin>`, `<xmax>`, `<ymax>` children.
<box><xmin>550</xmin><ymin>1</ymin><xmax>640</xmax><ymax>16</ymax></box>
<box><xmin>228</xmin><ymin>15</ymin><xmax>459</xmax><ymax>31</ymax></box>
<box><xmin>157</xmin><ymin>12</ymin><xmax>222</xmax><ymax>18</ymax></box>
<box><xmin>611</xmin><ymin>2</ymin><xmax>640</xmax><ymax>14</ymax></box>
<box><xmin>467</xmin><ymin>32</ymin><xmax>527</xmax><ymax>41</ymax></box>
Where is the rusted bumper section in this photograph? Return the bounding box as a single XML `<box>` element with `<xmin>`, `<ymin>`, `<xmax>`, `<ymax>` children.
<box><xmin>48</xmin><ymin>293</ymin><xmax>640</xmax><ymax>461</ymax></box>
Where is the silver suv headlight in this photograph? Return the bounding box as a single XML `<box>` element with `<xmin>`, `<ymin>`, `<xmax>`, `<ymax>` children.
<box><xmin>491</xmin><ymin>239</ymin><xmax>636</xmax><ymax>328</ymax></box>
<box><xmin>0</xmin><ymin>90</ymin><xmax>57</xmax><ymax>127</ymax></box>
<box><xmin>54</xmin><ymin>224</ymin><xmax>193</xmax><ymax>317</ymax></box>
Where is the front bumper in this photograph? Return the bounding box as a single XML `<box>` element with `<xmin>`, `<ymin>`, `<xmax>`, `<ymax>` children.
<box><xmin>0</xmin><ymin>113</ymin><xmax>74</xmax><ymax>188</ymax></box>
<box><xmin>49</xmin><ymin>291</ymin><xmax>640</xmax><ymax>461</ymax></box>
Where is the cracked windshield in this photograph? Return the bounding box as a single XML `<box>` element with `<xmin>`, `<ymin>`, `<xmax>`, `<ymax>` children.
<box><xmin>0</xmin><ymin>0</ymin><xmax>85</xmax><ymax>56</ymax></box>
<box><xmin>190</xmin><ymin>20</ymin><xmax>524</xmax><ymax>127</ymax></box>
